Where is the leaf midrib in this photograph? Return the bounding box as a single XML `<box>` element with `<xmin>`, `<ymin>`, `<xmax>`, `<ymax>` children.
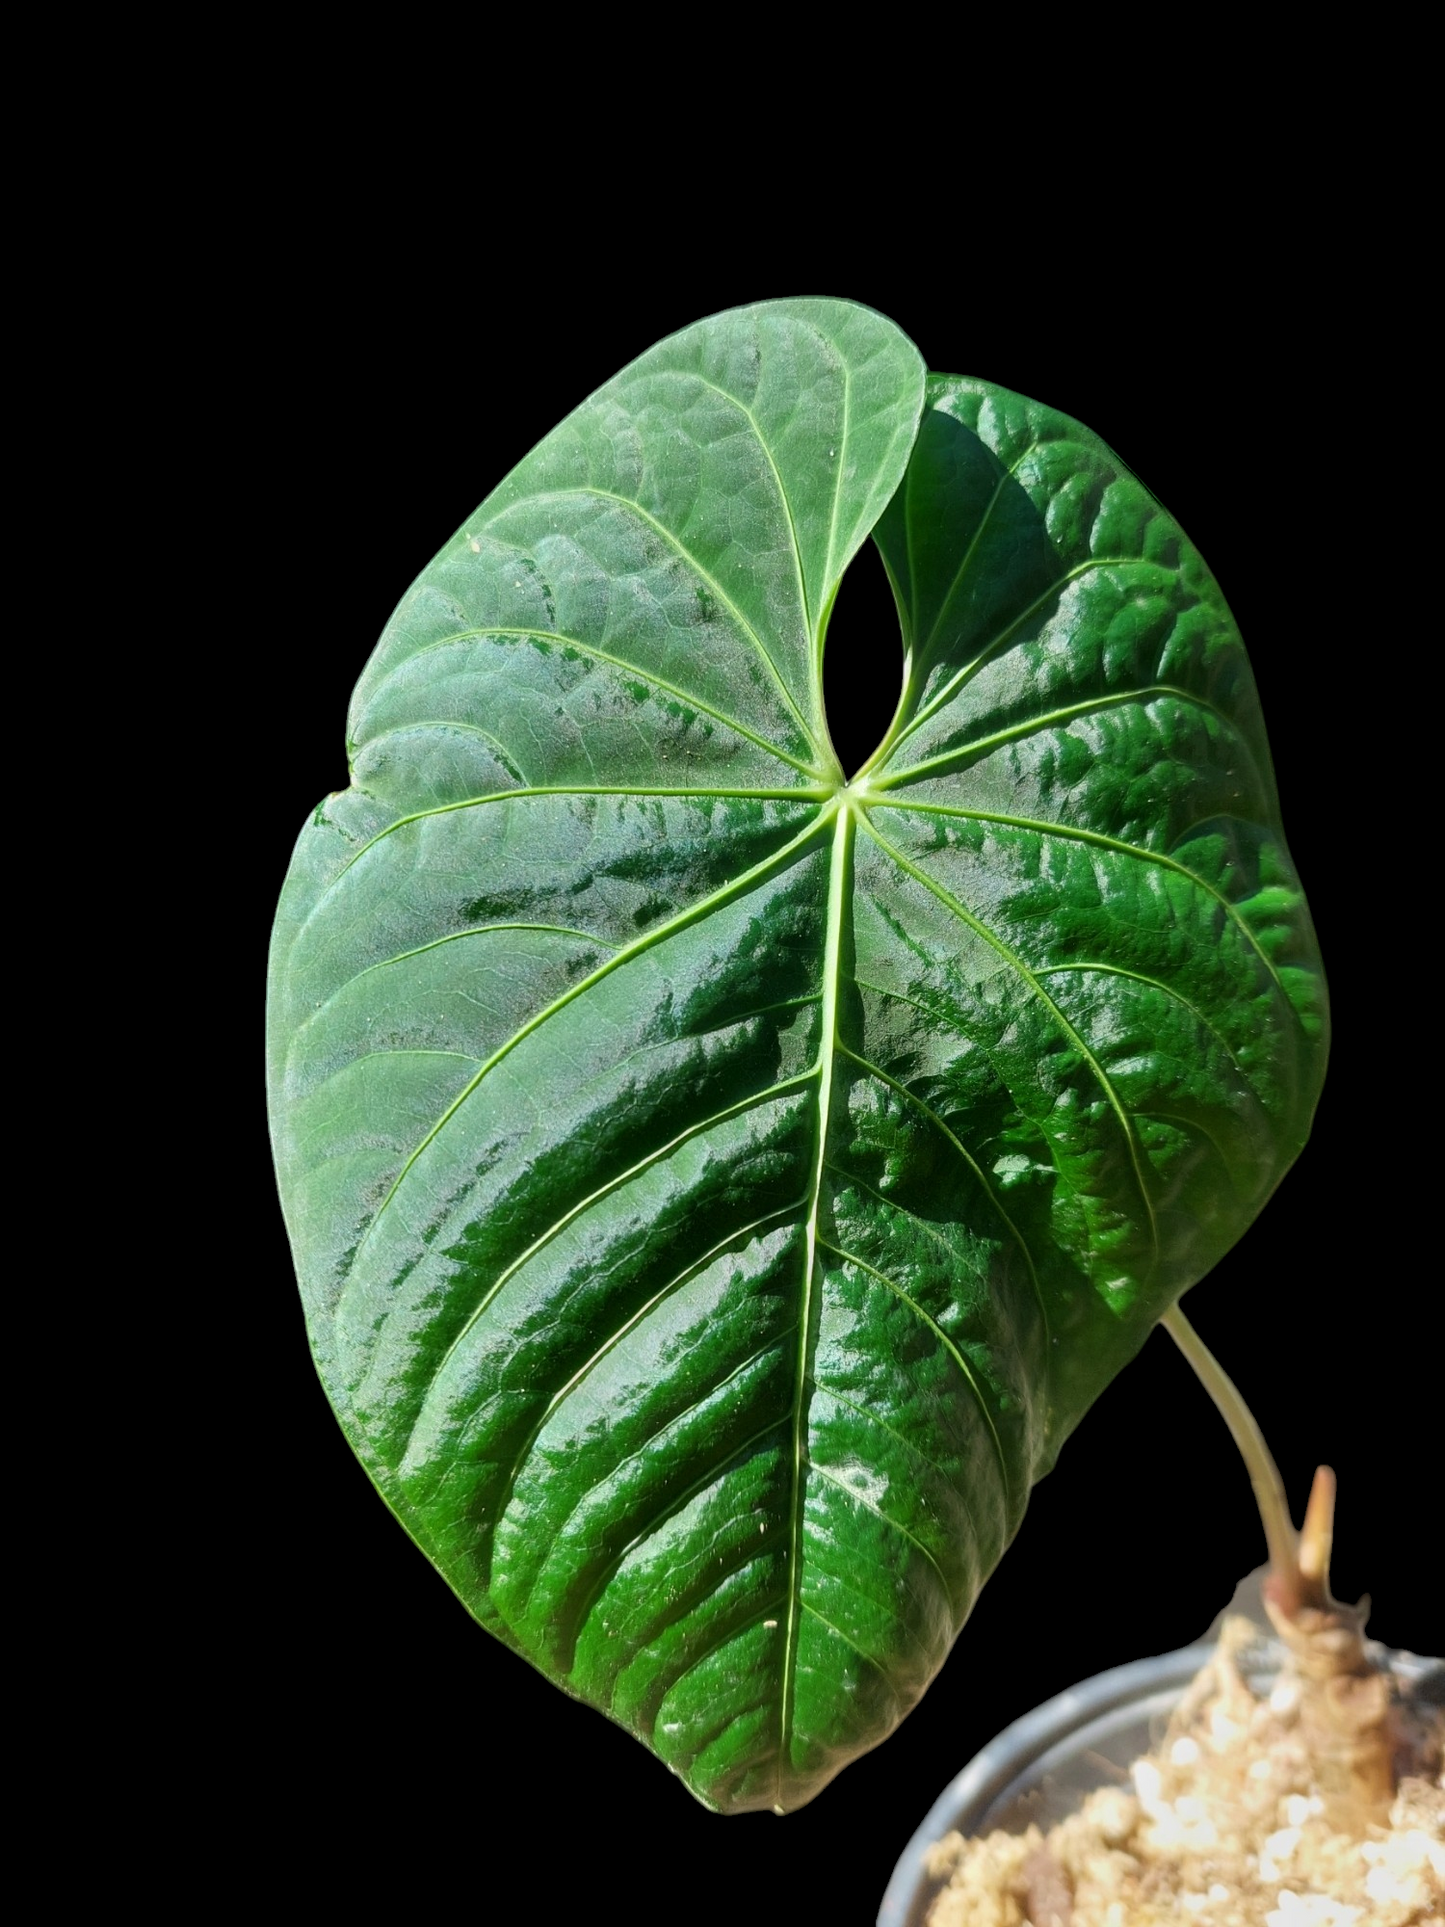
<box><xmin>777</xmin><ymin>800</ymin><xmax>850</xmax><ymax>1808</ymax></box>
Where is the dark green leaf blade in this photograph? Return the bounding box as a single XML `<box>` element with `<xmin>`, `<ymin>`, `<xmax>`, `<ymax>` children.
<box><xmin>267</xmin><ymin>327</ymin><xmax>1326</xmax><ymax>1817</ymax></box>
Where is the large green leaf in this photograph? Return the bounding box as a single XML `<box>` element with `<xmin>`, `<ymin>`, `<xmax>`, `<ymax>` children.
<box><xmin>267</xmin><ymin>301</ymin><xmax>1325</xmax><ymax>1814</ymax></box>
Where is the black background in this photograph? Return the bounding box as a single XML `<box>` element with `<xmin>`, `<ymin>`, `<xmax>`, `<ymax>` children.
<box><xmin>243</xmin><ymin>255</ymin><xmax>1435</xmax><ymax>1919</ymax></box>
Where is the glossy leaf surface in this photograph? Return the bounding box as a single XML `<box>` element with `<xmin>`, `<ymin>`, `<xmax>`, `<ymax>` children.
<box><xmin>267</xmin><ymin>303</ymin><xmax>1326</xmax><ymax>1813</ymax></box>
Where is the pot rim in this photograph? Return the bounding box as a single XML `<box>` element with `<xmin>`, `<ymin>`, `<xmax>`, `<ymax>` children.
<box><xmin>877</xmin><ymin>1641</ymin><xmax>1213</xmax><ymax>1927</ymax></box>
<box><xmin>877</xmin><ymin>1637</ymin><xmax>1440</xmax><ymax>1927</ymax></box>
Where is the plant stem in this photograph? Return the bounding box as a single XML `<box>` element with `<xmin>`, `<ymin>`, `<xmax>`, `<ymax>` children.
<box><xmin>1162</xmin><ymin>1311</ymin><xmax>1390</xmax><ymax>1817</ymax></box>
<box><xmin>1161</xmin><ymin>1304</ymin><xmax>1303</xmax><ymax>1608</ymax></box>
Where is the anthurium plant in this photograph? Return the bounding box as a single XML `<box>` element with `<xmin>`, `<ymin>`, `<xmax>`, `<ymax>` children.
<box><xmin>266</xmin><ymin>298</ymin><xmax>1326</xmax><ymax>1815</ymax></box>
